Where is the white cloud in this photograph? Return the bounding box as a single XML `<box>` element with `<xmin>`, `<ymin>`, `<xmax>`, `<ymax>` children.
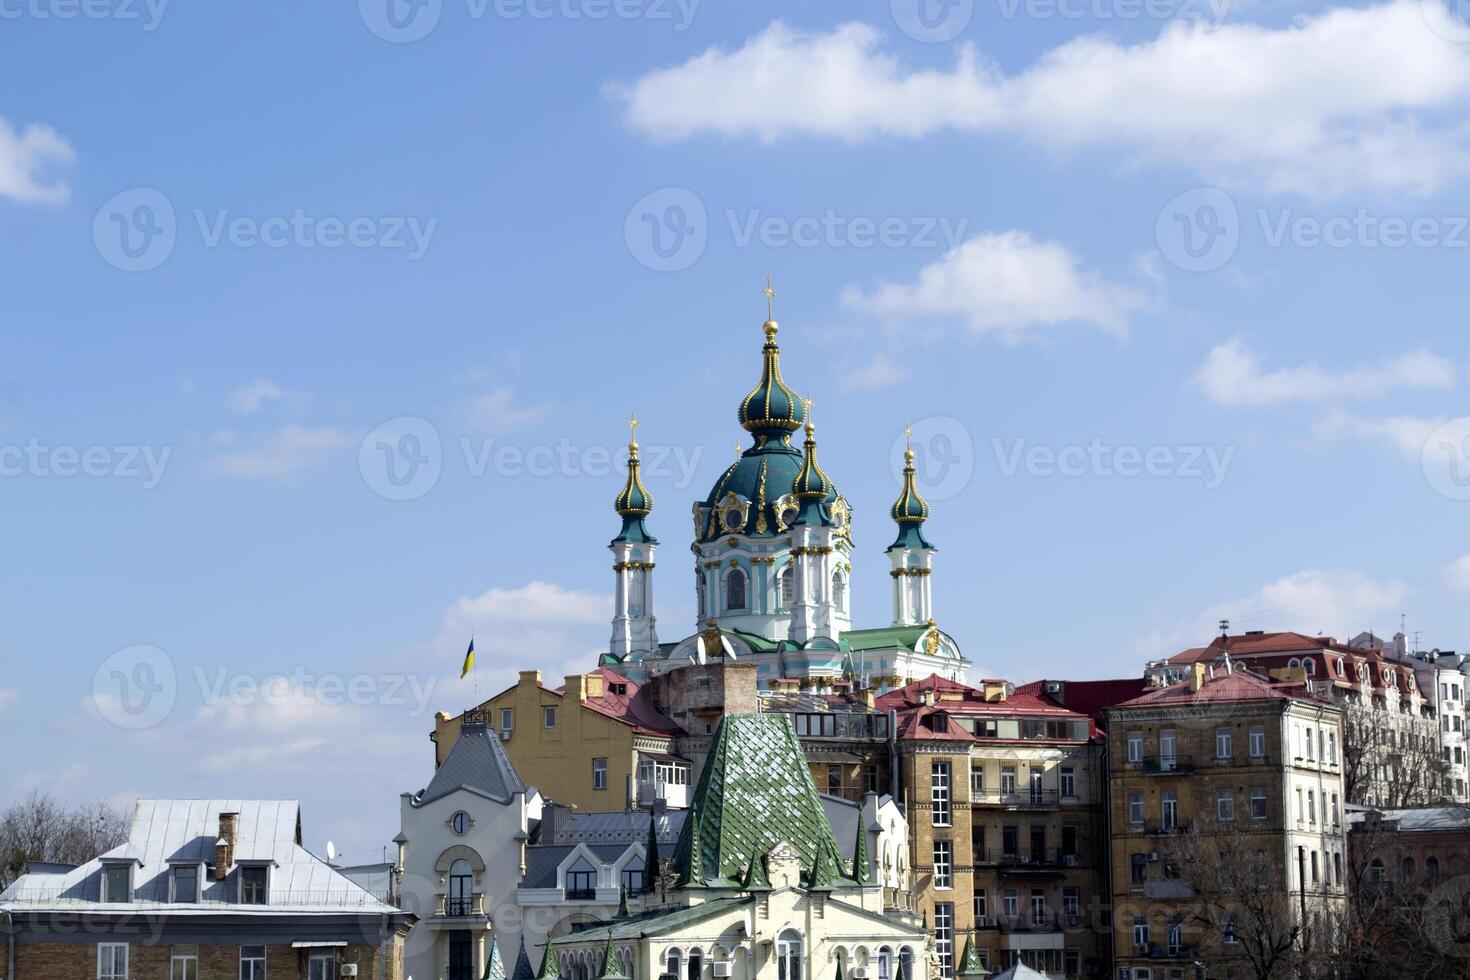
<box><xmin>431</xmin><ymin>581</ymin><xmax>607</xmax><ymax>694</ymax></box>
<box><xmin>838</xmin><ymin>353</ymin><xmax>912</xmax><ymax>392</ymax></box>
<box><xmin>207</xmin><ymin>424</ymin><xmax>356</xmax><ymax>479</ymax></box>
<box><xmin>1211</xmin><ymin>570</ymin><xmax>1409</xmax><ymax>639</ymax></box>
<box><xmin>0</xmin><ymin>688</ymin><xmax>16</xmax><ymax>712</ymax></box>
<box><xmin>0</xmin><ymin>117</ymin><xmax>74</xmax><ymax>204</ymax></box>
<box><xmin>1196</xmin><ymin>338</ymin><xmax>1456</xmax><ymax>407</ymax></box>
<box><xmin>841</xmin><ymin>232</ymin><xmax>1149</xmax><ymax>337</ymax></box>
<box><xmin>197</xmin><ymin>737</ymin><xmax>329</xmax><ymax>775</ymax></box>
<box><xmin>1443</xmin><ymin>554</ymin><xmax>1470</xmax><ymax>593</ymax></box>
<box><xmin>1313</xmin><ymin>409</ymin><xmax>1448</xmax><ymax>459</ymax></box>
<box><xmin>611</xmin><ymin>4</ymin><xmax>1470</xmax><ymax>196</ymax></box>
<box><xmin>463</xmin><ymin>388</ymin><xmax>548</xmax><ymax>434</ymax></box>
<box><xmin>226</xmin><ymin>378</ymin><xmax>309</xmax><ymax>416</ymax></box>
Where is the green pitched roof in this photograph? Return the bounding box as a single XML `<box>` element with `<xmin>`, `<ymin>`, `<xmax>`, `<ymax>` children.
<box><xmin>549</xmin><ymin>898</ymin><xmax>752</xmax><ymax>946</ymax></box>
<box><xmin>841</xmin><ymin>625</ymin><xmax>929</xmax><ymax>652</ymax></box>
<box><xmin>851</xmin><ymin>812</ymin><xmax>871</xmax><ymax>886</ymax></box>
<box><xmin>482</xmin><ymin>936</ymin><xmax>506</xmax><ymax>980</ymax></box>
<box><xmin>956</xmin><ymin>936</ymin><xmax>990</xmax><ymax>978</ymax></box>
<box><xmin>671</xmin><ymin>713</ymin><xmax>851</xmax><ymax>888</ymax></box>
<box><xmin>537</xmin><ymin>941</ymin><xmax>561</xmax><ymax>980</ymax></box>
<box><xmin>596</xmin><ymin>936</ymin><xmax>629</xmax><ymax>980</ymax></box>
<box><xmin>512</xmin><ymin>939</ymin><xmax>535</xmax><ymax>980</ymax></box>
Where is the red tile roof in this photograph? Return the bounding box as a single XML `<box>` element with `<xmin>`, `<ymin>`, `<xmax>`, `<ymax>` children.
<box><xmin>552</xmin><ymin>668</ymin><xmax>680</xmax><ymax>736</ymax></box>
<box><xmin>1113</xmin><ymin>668</ymin><xmax>1326</xmax><ymax>708</ymax></box>
<box><xmin>878</xmin><ymin>674</ymin><xmax>1099</xmax><ymax>741</ymax></box>
<box><xmin>1167</xmin><ymin>632</ymin><xmax>1426</xmax><ymax>698</ymax></box>
<box><xmin>1015</xmin><ymin>678</ymin><xmax>1151</xmax><ymax>722</ymax></box>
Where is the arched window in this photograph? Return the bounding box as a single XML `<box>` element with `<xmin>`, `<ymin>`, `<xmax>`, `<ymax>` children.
<box><xmin>726</xmin><ymin>569</ymin><xmax>747</xmax><ymax>611</ymax></box>
<box><xmin>778</xmin><ymin>566</ymin><xmax>794</xmax><ymax>608</ymax></box>
<box><xmin>876</xmin><ymin>947</ymin><xmax>892</xmax><ymax>980</ymax></box>
<box><xmin>776</xmin><ymin>931</ymin><xmax>802</xmax><ymax>980</ymax></box>
<box><xmin>832</xmin><ymin>572</ymin><xmax>846</xmax><ymax>613</ymax></box>
<box><xmin>1305</xmin><ymin>659</ymin><xmax>1316</xmax><ymax>675</ymax></box>
<box><xmin>1333</xmin><ymin>852</ymin><xmax>1343</xmax><ymax>885</ymax></box>
<box><xmin>1426</xmin><ymin>856</ymin><xmax>1440</xmax><ymax>882</ymax></box>
<box><xmin>697</xmin><ymin>574</ymin><xmax>707</xmax><ymax>617</ymax></box>
<box><xmin>665</xmin><ymin>949</ymin><xmax>683</xmax><ymax>980</ymax></box>
<box><xmin>898</xmin><ymin>947</ymin><xmax>914</xmax><ymax>980</ymax></box>
<box><xmin>1288</xmin><ymin>658</ymin><xmax>1301</xmax><ymax>670</ymax></box>
<box><xmin>448</xmin><ymin>859</ymin><xmax>474</xmax><ymax>916</ymax></box>
<box><xmin>1401</xmin><ymin>857</ymin><xmax>1416</xmax><ymax>882</ymax></box>
<box><xmin>687</xmin><ymin>947</ymin><xmax>704</xmax><ymax>980</ymax></box>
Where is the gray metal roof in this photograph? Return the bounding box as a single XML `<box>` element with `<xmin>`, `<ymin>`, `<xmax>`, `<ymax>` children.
<box><xmin>417</xmin><ymin>722</ymin><xmax>526</xmax><ymax>806</ymax></box>
<box><xmin>0</xmin><ymin>800</ymin><xmax>397</xmax><ymax>914</ymax></box>
<box><xmin>549</xmin><ymin>810</ymin><xmax>686</xmax><ymax>846</ymax></box>
<box><xmin>522</xmin><ymin>845</ymin><xmax>636</xmax><ymax>888</ymax></box>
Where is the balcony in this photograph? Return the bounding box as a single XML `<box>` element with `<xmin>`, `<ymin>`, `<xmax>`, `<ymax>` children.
<box><xmin>972</xmin><ymin>789</ymin><xmax>1060</xmax><ymax>809</ymax></box>
<box><xmin>980</xmin><ymin>911</ymin><xmax>1080</xmax><ymax>933</ymax></box>
<box><xmin>1129</xmin><ymin>756</ymin><xmax>1194</xmax><ymax>774</ymax></box>
<box><xmin>437</xmin><ymin>893</ymin><xmax>486</xmax><ymax>917</ymax></box>
<box><xmin>637</xmin><ymin>780</ymin><xmax>690</xmax><ymax>809</ymax></box>
<box><xmin>974</xmin><ymin>849</ymin><xmax>1089</xmax><ymax>869</ymax></box>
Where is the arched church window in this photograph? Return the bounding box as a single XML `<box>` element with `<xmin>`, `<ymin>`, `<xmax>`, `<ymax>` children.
<box><xmin>832</xmin><ymin>572</ymin><xmax>846</xmax><ymax>613</ymax></box>
<box><xmin>687</xmin><ymin>947</ymin><xmax>704</xmax><ymax>980</ymax></box>
<box><xmin>776</xmin><ymin>931</ymin><xmax>802</xmax><ymax>980</ymax></box>
<box><xmin>726</xmin><ymin>569</ymin><xmax>747</xmax><ymax>611</ymax></box>
<box><xmin>697</xmin><ymin>573</ymin><xmax>707</xmax><ymax>617</ymax></box>
<box><xmin>778</xmin><ymin>566</ymin><xmax>794</xmax><ymax>608</ymax></box>
<box><xmin>665</xmin><ymin>949</ymin><xmax>683</xmax><ymax>980</ymax></box>
<box><xmin>448</xmin><ymin>859</ymin><xmax>473</xmax><ymax>916</ymax></box>
<box><xmin>898</xmin><ymin>947</ymin><xmax>914</xmax><ymax>980</ymax></box>
<box><xmin>876</xmin><ymin>947</ymin><xmax>892</xmax><ymax>980</ymax></box>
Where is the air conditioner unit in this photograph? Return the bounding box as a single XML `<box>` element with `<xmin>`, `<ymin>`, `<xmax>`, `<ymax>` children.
<box><xmin>500</xmin><ymin>730</ymin><xmax>512</xmax><ymax>741</ymax></box>
<box><xmin>712</xmin><ymin>963</ymin><xmax>734</xmax><ymax>978</ymax></box>
<box><xmin>1148</xmin><ymin>851</ymin><xmax>1160</xmax><ymax>862</ymax></box>
<box><xmin>1045</xmin><ymin>682</ymin><xmax>1062</xmax><ymax>694</ymax></box>
<box><xmin>341</xmin><ymin>967</ymin><xmax>358</xmax><ymax>978</ymax></box>
<box><xmin>850</xmin><ymin>968</ymin><xmax>870</xmax><ymax>979</ymax></box>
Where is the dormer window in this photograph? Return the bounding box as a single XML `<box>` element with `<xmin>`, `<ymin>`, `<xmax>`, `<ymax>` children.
<box><xmin>102</xmin><ymin>864</ymin><xmax>133</xmax><ymax>904</ymax></box>
<box><xmin>239</xmin><ymin>865</ymin><xmax>268</xmax><ymax>905</ymax></box>
<box><xmin>172</xmin><ymin>864</ymin><xmax>199</xmax><ymax>903</ymax></box>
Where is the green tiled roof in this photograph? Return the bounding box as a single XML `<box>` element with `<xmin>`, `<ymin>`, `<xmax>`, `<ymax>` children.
<box><xmin>956</xmin><ymin>936</ymin><xmax>990</xmax><ymax>977</ymax></box>
<box><xmin>482</xmin><ymin>936</ymin><xmax>506</xmax><ymax>980</ymax></box>
<box><xmin>596</xmin><ymin>936</ymin><xmax>630</xmax><ymax>980</ymax></box>
<box><xmin>671</xmin><ymin>713</ymin><xmax>851</xmax><ymax>888</ymax></box>
<box><xmin>512</xmin><ymin>939</ymin><xmax>535</xmax><ymax>980</ymax></box>
<box><xmin>549</xmin><ymin>898</ymin><xmax>752</xmax><ymax>945</ymax></box>
<box><xmin>851</xmin><ymin>812</ymin><xmax>870</xmax><ymax>886</ymax></box>
<box><xmin>537</xmin><ymin>941</ymin><xmax>561</xmax><ymax>980</ymax></box>
<box><xmin>842</xmin><ymin>626</ymin><xmax>929</xmax><ymax>652</ymax></box>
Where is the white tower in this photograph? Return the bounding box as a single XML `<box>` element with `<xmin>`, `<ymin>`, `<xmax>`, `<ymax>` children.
<box><xmin>888</xmin><ymin>426</ymin><xmax>936</xmax><ymax>627</ymax></box>
<box><xmin>787</xmin><ymin>412</ymin><xmax>840</xmax><ymax>646</ymax></box>
<box><xmin>610</xmin><ymin>414</ymin><xmax>659</xmax><ymax>658</ymax></box>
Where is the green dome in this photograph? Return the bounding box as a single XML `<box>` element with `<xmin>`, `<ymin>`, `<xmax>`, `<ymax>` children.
<box><xmin>793</xmin><ymin>422</ymin><xmax>833</xmax><ymax>500</ymax></box>
<box><xmin>888</xmin><ymin>446</ymin><xmax>933</xmax><ymax>550</ymax></box>
<box><xmin>612</xmin><ymin>437</ymin><xmax>657</xmax><ymax>545</ymax></box>
<box><xmin>736</xmin><ymin>320</ymin><xmax>807</xmax><ymax>436</ymax></box>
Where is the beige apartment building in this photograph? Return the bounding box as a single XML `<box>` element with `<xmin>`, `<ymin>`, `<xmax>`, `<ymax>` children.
<box><xmin>1105</xmin><ymin>665</ymin><xmax>1347</xmax><ymax>980</ymax></box>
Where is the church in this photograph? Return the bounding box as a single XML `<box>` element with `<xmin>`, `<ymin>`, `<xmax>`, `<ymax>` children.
<box><xmin>600</xmin><ymin>287</ymin><xmax>969</xmax><ymax>693</ymax></box>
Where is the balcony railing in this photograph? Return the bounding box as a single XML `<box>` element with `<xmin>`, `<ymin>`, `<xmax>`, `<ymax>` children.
<box><xmin>974</xmin><ymin>849</ymin><xmax>1088</xmax><ymax>868</ymax></box>
<box><xmin>438</xmin><ymin>893</ymin><xmax>486</xmax><ymax>917</ymax></box>
<box><xmin>972</xmin><ymin>789</ymin><xmax>1060</xmax><ymax>808</ymax></box>
<box><xmin>1130</xmin><ymin>756</ymin><xmax>1194</xmax><ymax>774</ymax></box>
<box><xmin>976</xmin><ymin>911</ymin><xmax>1081</xmax><ymax>933</ymax></box>
<box><xmin>1</xmin><ymin>887</ymin><xmax>389</xmax><ymax>908</ymax></box>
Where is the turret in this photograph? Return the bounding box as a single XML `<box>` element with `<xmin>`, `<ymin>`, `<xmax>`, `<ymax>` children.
<box><xmin>609</xmin><ymin>414</ymin><xmax>658</xmax><ymax>659</ymax></box>
<box><xmin>788</xmin><ymin>410</ymin><xmax>839</xmax><ymax>647</ymax></box>
<box><xmin>888</xmin><ymin>425</ymin><xmax>936</xmax><ymax>626</ymax></box>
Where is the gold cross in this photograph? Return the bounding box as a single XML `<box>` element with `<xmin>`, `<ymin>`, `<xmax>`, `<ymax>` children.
<box><xmin>904</xmin><ymin>422</ymin><xmax>913</xmax><ymax>452</ymax></box>
<box><xmin>627</xmin><ymin>412</ymin><xmax>639</xmax><ymax>436</ymax></box>
<box><xmin>733</xmin><ymin>441</ymin><xmax>743</xmax><ymax>460</ymax></box>
<box><xmin>763</xmin><ymin>276</ymin><xmax>776</xmax><ymax>320</ymax></box>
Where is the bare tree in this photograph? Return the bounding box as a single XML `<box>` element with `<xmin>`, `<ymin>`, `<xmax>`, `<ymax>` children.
<box><xmin>1340</xmin><ymin>705</ymin><xmax>1445</xmax><ymax>808</ymax></box>
<box><xmin>0</xmin><ymin>791</ymin><xmax>129</xmax><ymax>891</ymax></box>
<box><xmin>1172</xmin><ymin>820</ymin><xmax>1302</xmax><ymax>980</ymax></box>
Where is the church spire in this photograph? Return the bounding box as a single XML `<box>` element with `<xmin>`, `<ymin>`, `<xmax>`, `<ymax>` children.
<box><xmin>888</xmin><ymin>424</ymin><xmax>937</xmax><ymax>627</ymax></box>
<box><xmin>889</xmin><ymin>423</ymin><xmax>933</xmax><ymax>550</ymax></box>
<box><xmin>609</xmin><ymin>414</ymin><xmax>658</xmax><ymax>660</ymax></box>
<box><xmin>612</xmin><ymin>413</ymin><xmax>655</xmax><ymax>545</ymax></box>
<box><xmin>737</xmin><ymin>278</ymin><xmax>806</xmax><ymax>438</ymax></box>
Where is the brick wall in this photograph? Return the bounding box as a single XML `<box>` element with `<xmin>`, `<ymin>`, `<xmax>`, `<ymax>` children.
<box><xmin>14</xmin><ymin>939</ymin><xmax>397</xmax><ymax>979</ymax></box>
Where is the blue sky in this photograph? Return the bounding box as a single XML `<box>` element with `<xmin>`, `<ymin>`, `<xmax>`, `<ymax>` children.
<box><xmin>5</xmin><ymin>0</ymin><xmax>1470</xmax><ymax>858</ymax></box>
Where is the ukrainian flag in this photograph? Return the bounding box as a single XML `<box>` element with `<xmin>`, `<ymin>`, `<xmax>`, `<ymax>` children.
<box><xmin>460</xmin><ymin>637</ymin><xmax>475</xmax><ymax>679</ymax></box>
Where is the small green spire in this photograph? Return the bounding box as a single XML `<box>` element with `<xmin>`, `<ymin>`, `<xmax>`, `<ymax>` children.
<box><xmin>889</xmin><ymin>424</ymin><xmax>933</xmax><ymax>551</ymax></box>
<box><xmin>536</xmin><ymin>941</ymin><xmax>561</xmax><ymax>980</ymax></box>
<box><xmin>643</xmin><ymin>814</ymin><xmax>660</xmax><ymax>895</ymax></box>
<box><xmin>512</xmin><ymin>939</ymin><xmax>535</xmax><ymax>980</ymax></box>
<box><xmin>680</xmin><ymin>802</ymin><xmax>707</xmax><ymax>888</ymax></box>
<box><xmin>851</xmin><ymin>816</ymin><xmax>871</xmax><ymax>886</ymax></box>
<box><xmin>807</xmin><ymin>839</ymin><xmax>841</xmax><ymax>891</ymax></box>
<box><xmin>597</xmin><ymin>936</ymin><xmax>630</xmax><ymax>980</ymax></box>
<box><xmin>956</xmin><ymin>935</ymin><xmax>990</xmax><ymax>978</ymax></box>
<box><xmin>482</xmin><ymin>936</ymin><xmax>506</xmax><ymax>980</ymax></box>
<box><xmin>616</xmin><ymin>885</ymin><xmax>630</xmax><ymax>919</ymax></box>
<box><xmin>836</xmin><ymin>958</ymin><xmax>846</xmax><ymax>980</ymax></box>
<box><xmin>792</xmin><ymin>413</ymin><xmax>833</xmax><ymax>502</ymax></box>
<box><xmin>743</xmin><ymin>854</ymin><xmax>771</xmax><ymax>891</ymax></box>
<box><xmin>894</xmin><ymin>955</ymin><xmax>909</xmax><ymax>980</ymax></box>
<box><xmin>612</xmin><ymin>415</ymin><xmax>657</xmax><ymax>545</ymax></box>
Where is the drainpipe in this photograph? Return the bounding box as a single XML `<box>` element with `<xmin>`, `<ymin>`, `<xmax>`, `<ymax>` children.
<box><xmin>3</xmin><ymin>908</ymin><xmax>14</xmax><ymax>980</ymax></box>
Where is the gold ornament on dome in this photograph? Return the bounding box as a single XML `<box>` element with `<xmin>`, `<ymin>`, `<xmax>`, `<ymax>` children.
<box><xmin>924</xmin><ymin>621</ymin><xmax>942</xmax><ymax>655</ymax></box>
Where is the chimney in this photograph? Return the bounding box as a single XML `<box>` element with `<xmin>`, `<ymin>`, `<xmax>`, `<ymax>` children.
<box><xmin>215</xmin><ymin>811</ymin><xmax>239</xmax><ymax>880</ymax></box>
<box><xmin>565</xmin><ymin>674</ymin><xmax>588</xmax><ymax>702</ymax></box>
<box><xmin>1189</xmin><ymin>663</ymin><xmax>1207</xmax><ymax>693</ymax></box>
<box><xmin>519</xmin><ymin>669</ymin><xmax>542</xmax><ymax>687</ymax></box>
<box><xmin>862</xmin><ymin>688</ymin><xmax>876</xmax><ymax>710</ymax></box>
<box><xmin>585</xmin><ymin>672</ymin><xmax>605</xmax><ymax>699</ymax></box>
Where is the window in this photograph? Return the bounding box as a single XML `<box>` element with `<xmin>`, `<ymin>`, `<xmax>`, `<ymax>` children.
<box><xmin>863</xmin><ymin>764</ymin><xmax>880</xmax><ymax>794</ymax></box>
<box><xmin>932</xmin><ymin>840</ymin><xmax>953</xmax><ymax>889</ymax></box>
<box><xmin>239</xmin><ymin>866</ymin><xmax>267</xmax><ymax>905</ymax></box>
<box><xmin>239</xmin><ymin>946</ymin><xmax>266</xmax><ymax>980</ymax></box>
<box><xmin>449</xmin><ymin>859</ymin><xmax>475</xmax><ymax>914</ymax></box>
<box><xmin>687</xmin><ymin>948</ymin><xmax>703</xmax><ymax>980</ymax></box>
<box><xmin>1250</xmin><ymin>788</ymin><xmax>1267</xmax><ymax>820</ymax></box>
<box><xmin>451</xmin><ymin>810</ymin><xmax>470</xmax><ymax>835</ymax></box>
<box><xmin>593</xmin><ymin>758</ymin><xmax>608</xmax><ymax>791</ymax></box>
<box><xmin>1002</xmin><ymin>889</ymin><xmax>1018</xmax><ymax>917</ymax></box>
<box><xmin>1059</xmin><ymin>766</ymin><xmax>1076</xmax><ymax>799</ymax></box>
<box><xmin>931</xmin><ymin>762</ymin><xmax>952</xmax><ymax>826</ymax></box>
<box><xmin>1062</xmin><ymin>886</ymin><xmax>1080</xmax><ymax>918</ymax></box>
<box><xmin>1217</xmin><ymin>790</ymin><xmax>1235</xmax><ymax>822</ymax></box>
<box><xmin>667</xmin><ymin>950</ymin><xmax>684</xmax><ymax>980</ymax></box>
<box><xmin>1311</xmin><ymin>851</ymin><xmax>1319</xmax><ymax>884</ymax></box>
<box><xmin>776</xmin><ymin>931</ymin><xmax>802</xmax><ymax>980</ymax></box>
<box><xmin>173</xmin><ymin>865</ymin><xmax>198</xmax><ymax>903</ymax></box>
<box><xmin>170</xmin><ymin>947</ymin><xmax>198</xmax><ymax>980</ymax></box>
<box><xmin>778</xmin><ymin>566</ymin><xmax>794</xmax><ymax>607</ymax></box>
<box><xmin>1167</xmin><ymin>922</ymin><xmax>1183</xmax><ymax>954</ymax></box>
<box><xmin>726</xmin><ymin>569</ymin><xmax>747</xmax><ymax>611</ymax></box>
<box><xmin>1127</xmin><ymin>732</ymin><xmax>1143</xmax><ymax>763</ymax></box>
<box><xmin>827</xmin><ymin>766</ymin><xmax>842</xmax><ymax>796</ymax></box>
<box><xmin>1030</xmin><ymin>825</ymin><xmax>1046</xmax><ymax>861</ymax></box>
<box><xmin>1130</xmin><ymin>854</ymin><xmax>1146</xmax><ymax>886</ymax></box>
<box><xmin>1216</xmin><ymin>728</ymin><xmax>1232</xmax><ymax>759</ymax></box>
<box><xmin>1296</xmin><ymin>788</ymin><xmax>1304</xmax><ymax>823</ymax></box>
<box><xmin>1249</xmin><ymin>725</ymin><xmax>1265</xmax><ymax>758</ymax></box>
<box><xmin>98</xmin><ymin>943</ymin><xmax>128</xmax><ymax>980</ymax></box>
<box><xmin>1307</xmin><ymin>790</ymin><xmax>1316</xmax><ymax>824</ymax></box>
<box><xmin>620</xmin><ymin>858</ymin><xmax>644</xmax><ymax>894</ymax></box>
<box><xmin>1426</xmin><ymin>856</ymin><xmax>1440</xmax><ymax>882</ymax></box>
<box><xmin>1159</xmin><ymin>729</ymin><xmax>1177</xmax><ymax>767</ymax></box>
<box><xmin>1129</xmin><ymin>793</ymin><xmax>1144</xmax><ymax>825</ymax></box>
<box><xmin>1063</xmin><ymin>950</ymin><xmax>1080</xmax><ymax>979</ymax></box>
<box><xmin>543</xmin><ymin>706</ymin><xmax>557</xmax><ymax>728</ymax></box>
<box><xmin>1333</xmin><ymin>851</ymin><xmax>1343</xmax><ymax>886</ymax></box>
<box><xmin>970</xmin><ymin>765</ymin><xmax>985</xmax><ymax>795</ymax></box>
<box><xmin>1331</xmin><ymin>793</ymin><xmax>1340</xmax><ymax>825</ymax></box>
<box><xmin>934</xmin><ymin>903</ymin><xmax>954</xmax><ymax>978</ymax></box>
<box><xmin>1000</xmin><ymin>765</ymin><xmax>1017</xmax><ymax>794</ymax></box>
<box><xmin>1002</xmin><ymin>825</ymin><xmax>1019</xmax><ymax>859</ymax></box>
<box><xmin>1162</xmin><ymin>791</ymin><xmax>1178</xmax><ymax>831</ymax></box>
<box><xmin>974</xmin><ymin>888</ymin><xmax>987</xmax><ymax>920</ymax></box>
<box><xmin>1305</xmin><ymin>726</ymin><xmax>1315</xmax><ymax>760</ymax></box>
<box><xmin>308</xmin><ymin>953</ymin><xmax>335</xmax><ymax>980</ymax></box>
<box><xmin>103</xmin><ymin>865</ymin><xmax>132</xmax><ymax>904</ymax></box>
<box><xmin>499</xmin><ymin>707</ymin><xmax>513</xmax><ymax>735</ymax></box>
<box><xmin>1132</xmin><ymin>917</ymin><xmax>1149</xmax><ymax>949</ymax></box>
<box><xmin>832</xmin><ymin>572</ymin><xmax>846</xmax><ymax>613</ymax></box>
<box><xmin>1029</xmin><ymin>888</ymin><xmax>1046</xmax><ymax>921</ymax></box>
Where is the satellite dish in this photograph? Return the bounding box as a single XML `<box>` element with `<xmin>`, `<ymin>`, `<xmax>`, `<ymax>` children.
<box><xmin>326</xmin><ymin>841</ymin><xmax>337</xmax><ymax>863</ymax></box>
<box><xmin>720</xmin><ymin>636</ymin><xmax>736</xmax><ymax>659</ymax></box>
